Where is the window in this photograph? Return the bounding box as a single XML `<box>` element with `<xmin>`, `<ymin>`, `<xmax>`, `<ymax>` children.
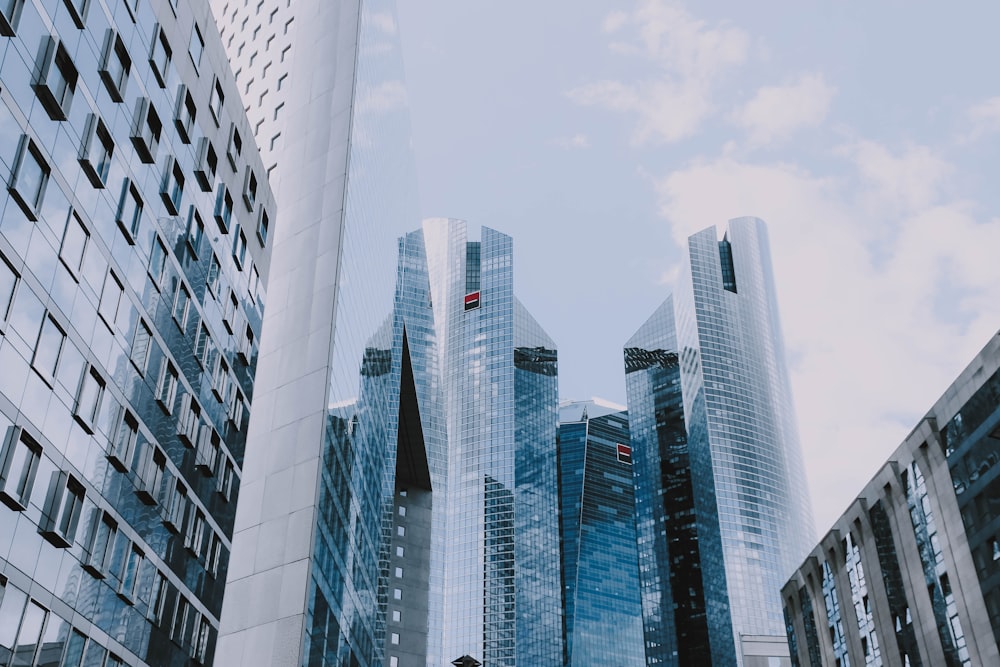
<box><xmin>189</xmin><ymin>25</ymin><xmax>204</xmax><ymax>70</ymax></box>
<box><xmin>119</xmin><ymin>545</ymin><xmax>143</xmax><ymax>602</ymax></box>
<box><xmin>149</xmin><ymin>25</ymin><xmax>171</xmax><ymax>87</ymax></box>
<box><xmin>209</xmin><ymin>78</ymin><xmax>224</xmax><ymax>123</ymax></box>
<box><xmin>194</xmin><ymin>323</ymin><xmax>213</xmax><ymax>368</ymax></box>
<box><xmin>390</xmin><ymin>658</ymin><xmax>398</xmax><ymax>667</ymax></box>
<box><xmin>217</xmin><ymin>456</ymin><xmax>234</xmax><ymax>501</ymax></box>
<box><xmin>393</xmin><ymin>588</ymin><xmax>401</xmax><ymax>601</ymax></box>
<box><xmin>390</xmin><ymin>633</ymin><xmax>399</xmax><ymax>646</ymax></box>
<box><xmin>130</xmin><ymin>319</ymin><xmax>152</xmax><ymax>374</ymax></box>
<box><xmin>171</xmin><ymin>596</ymin><xmax>190</xmax><ymax>644</ymax></box>
<box><xmin>0</xmin><ymin>0</ymin><xmax>24</xmax><ymax>35</ymax></box>
<box><xmin>398</xmin><ymin>506</ymin><xmax>406</xmax><ymax>517</ymax></box>
<box><xmin>131</xmin><ymin>98</ymin><xmax>162</xmax><ymax>163</ymax></box>
<box><xmin>116</xmin><ymin>179</ymin><xmax>143</xmax><ymax>243</ymax></box>
<box><xmin>223</xmin><ymin>289</ymin><xmax>239</xmax><ymax>334</ymax></box>
<box><xmin>79</xmin><ymin>114</ymin><xmax>114</xmax><ymax>187</ymax></box>
<box><xmin>59</xmin><ymin>211</ymin><xmax>89</xmax><ymax>277</ymax></box>
<box><xmin>63</xmin><ymin>629</ymin><xmax>87</xmax><ymax>667</ymax></box>
<box><xmin>227</xmin><ymin>125</ymin><xmax>242</xmax><ymax>170</ymax></box>
<box><xmin>229</xmin><ymin>390</ymin><xmax>245</xmax><ymax>431</ymax></box>
<box><xmin>212</xmin><ymin>356</ymin><xmax>229</xmax><ymax>401</ymax></box>
<box><xmin>207</xmin><ymin>532</ymin><xmax>222</xmax><ymax>577</ymax></box>
<box><xmin>175</xmin><ymin>86</ymin><xmax>196</xmax><ymax>143</ymax></box>
<box><xmin>185</xmin><ymin>206</ymin><xmax>205</xmax><ymax>257</ymax></box>
<box><xmin>133</xmin><ymin>441</ymin><xmax>165</xmax><ymax>505</ymax></box>
<box><xmin>9</xmin><ymin>136</ymin><xmax>49</xmax><ymax>220</ymax></box>
<box><xmin>107</xmin><ymin>407</ymin><xmax>138</xmax><ymax>472</ymax></box>
<box><xmin>394</xmin><ymin>566</ymin><xmax>402</xmax><ymax>578</ymax></box>
<box><xmin>195</xmin><ymin>426</ymin><xmax>219</xmax><ymax>475</ymax></box>
<box><xmin>396</xmin><ymin>546</ymin><xmax>404</xmax><ymax>557</ymax></box>
<box><xmin>98</xmin><ymin>271</ymin><xmax>124</xmax><ymax>329</ymax></box>
<box><xmin>194</xmin><ymin>138</ymin><xmax>218</xmax><ymax>192</ymax></box>
<box><xmin>0</xmin><ymin>253</ymin><xmax>17</xmax><ymax>328</ymax></box>
<box><xmin>32</xmin><ymin>314</ymin><xmax>66</xmax><ymax>381</ymax></box>
<box><xmin>40</xmin><ymin>472</ymin><xmax>84</xmax><ymax>547</ymax></box>
<box><xmin>214</xmin><ymin>185</ymin><xmax>233</xmax><ymax>232</ymax></box>
<box><xmin>33</xmin><ymin>37</ymin><xmax>78</xmax><ymax>120</ymax></box>
<box><xmin>155</xmin><ymin>360</ymin><xmax>178</xmax><ymax>413</ymax></box>
<box><xmin>185</xmin><ymin>509</ymin><xmax>205</xmax><ymax>556</ymax></box>
<box><xmin>150</xmin><ymin>570</ymin><xmax>168</xmax><ymax>624</ymax></box>
<box><xmin>177</xmin><ymin>394</ymin><xmax>201</xmax><ymax>447</ymax></box>
<box><xmin>392</xmin><ymin>610</ymin><xmax>400</xmax><ymax>622</ymax></box>
<box><xmin>206</xmin><ymin>253</ymin><xmax>221</xmax><ymax>296</ymax></box>
<box><xmin>194</xmin><ymin>616</ymin><xmax>211</xmax><ymax>662</ymax></box>
<box><xmin>172</xmin><ymin>283</ymin><xmax>191</xmax><ymax>329</ymax></box>
<box><xmin>74</xmin><ymin>365</ymin><xmax>105</xmax><ymax>433</ymax></box>
<box><xmin>237</xmin><ymin>323</ymin><xmax>255</xmax><ymax>363</ymax></box>
<box><xmin>397</xmin><ymin>526</ymin><xmax>405</xmax><ymax>537</ymax></box>
<box><xmin>84</xmin><ymin>510</ymin><xmax>117</xmax><ymax>577</ymax></box>
<box><xmin>164</xmin><ymin>481</ymin><xmax>187</xmax><ymax>533</ymax></box>
<box><xmin>243</xmin><ymin>168</ymin><xmax>258</xmax><ymax>211</ymax></box>
<box><xmin>0</xmin><ymin>427</ymin><xmax>41</xmax><ymax>511</ymax></box>
<box><xmin>64</xmin><ymin>0</ymin><xmax>88</xmax><ymax>29</ymax></box>
<box><xmin>161</xmin><ymin>156</ymin><xmax>184</xmax><ymax>214</ymax></box>
<box><xmin>99</xmin><ymin>32</ymin><xmax>130</xmax><ymax>102</ymax></box>
<box><xmin>233</xmin><ymin>226</ymin><xmax>247</xmax><ymax>269</ymax></box>
<box><xmin>148</xmin><ymin>236</ymin><xmax>167</xmax><ymax>288</ymax></box>
<box><xmin>257</xmin><ymin>207</ymin><xmax>269</xmax><ymax>245</ymax></box>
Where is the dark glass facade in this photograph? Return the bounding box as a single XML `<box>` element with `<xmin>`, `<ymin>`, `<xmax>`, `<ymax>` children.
<box><xmin>0</xmin><ymin>0</ymin><xmax>274</xmax><ymax>664</ymax></box>
<box><xmin>557</xmin><ymin>401</ymin><xmax>644</xmax><ymax>667</ymax></box>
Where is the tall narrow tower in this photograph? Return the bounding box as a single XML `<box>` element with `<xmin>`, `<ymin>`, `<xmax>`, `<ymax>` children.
<box><xmin>626</xmin><ymin>217</ymin><xmax>815</xmax><ymax>666</ymax></box>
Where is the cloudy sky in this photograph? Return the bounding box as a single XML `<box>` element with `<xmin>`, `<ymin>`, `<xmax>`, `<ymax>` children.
<box><xmin>396</xmin><ymin>0</ymin><xmax>1000</xmax><ymax>532</ymax></box>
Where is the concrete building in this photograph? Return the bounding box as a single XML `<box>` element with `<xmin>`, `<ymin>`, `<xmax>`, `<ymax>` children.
<box><xmin>783</xmin><ymin>331</ymin><xmax>1000</xmax><ymax>667</ymax></box>
<box><xmin>0</xmin><ymin>0</ymin><xmax>274</xmax><ymax>663</ymax></box>
<box><xmin>625</xmin><ymin>217</ymin><xmax>814</xmax><ymax>666</ymax></box>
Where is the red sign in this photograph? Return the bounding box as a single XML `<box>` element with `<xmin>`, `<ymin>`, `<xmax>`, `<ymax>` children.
<box><xmin>616</xmin><ymin>443</ymin><xmax>632</xmax><ymax>464</ymax></box>
<box><xmin>464</xmin><ymin>291</ymin><xmax>481</xmax><ymax>310</ymax></box>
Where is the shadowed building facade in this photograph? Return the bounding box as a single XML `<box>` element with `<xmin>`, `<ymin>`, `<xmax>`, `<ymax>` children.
<box><xmin>0</xmin><ymin>0</ymin><xmax>275</xmax><ymax>663</ymax></box>
<box><xmin>625</xmin><ymin>217</ymin><xmax>814</xmax><ymax>666</ymax></box>
<box><xmin>557</xmin><ymin>400</ymin><xmax>644</xmax><ymax>667</ymax></box>
<box><xmin>783</xmin><ymin>331</ymin><xmax>1000</xmax><ymax>667</ymax></box>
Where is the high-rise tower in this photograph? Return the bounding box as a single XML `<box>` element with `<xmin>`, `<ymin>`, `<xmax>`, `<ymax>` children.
<box><xmin>0</xmin><ymin>0</ymin><xmax>274</xmax><ymax>664</ymax></box>
<box><xmin>557</xmin><ymin>400</ymin><xmax>645</xmax><ymax>667</ymax></box>
<box><xmin>625</xmin><ymin>217</ymin><xmax>814</xmax><ymax>666</ymax></box>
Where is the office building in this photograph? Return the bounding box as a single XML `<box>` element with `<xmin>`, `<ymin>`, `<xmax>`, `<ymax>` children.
<box><xmin>625</xmin><ymin>217</ymin><xmax>814</xmax><ymax>666</ymax></box>
<box><xmin>557</xmin><ymin>399</ymin><xmax>645</xmax><ymax>667</ymax></box>
<box><xmin>783</xmin><ymin>331</ymin><xmax>1000</xmax><ymax>667</ymax></box>
<box><xmin>0</xmin><ymin>0</ymin><xmax>274</xmax><ymax>664</ymax></box>
<box><xmin>208</xmin><ymin>0</ymin><xmax>423</xmax><ymax>664</ymax></box>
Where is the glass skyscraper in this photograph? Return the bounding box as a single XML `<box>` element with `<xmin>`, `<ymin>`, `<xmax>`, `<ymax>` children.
<box><xmin>625</xmin><ymin>217</ymin><xmax>815</xmax><ymax>666</ymax></box>
<box><xmin>0</xmin><ymin>0</ymin><xmax>274</xmax><ymax>664</ymax></box>
<box><xmin>557</xmin><ymin>400</ymin><xmax>645</xmax><ymax>667</ymax></box>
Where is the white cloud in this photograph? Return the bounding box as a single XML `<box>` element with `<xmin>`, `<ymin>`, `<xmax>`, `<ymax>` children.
<box><xmin>553</xmin><ymin>134</ymin><xmax>591</xmax><ymax>149</ymax></box>
<box><xmin>569</xmin><ymin>0</ymin><xmax>750</xmax><ymax>144</ymax></box>
<box><xmin>840</xmin><ymin>140</ymin><xmax>952</xmax><ymax>213</ymax></box>
<box><xmin>966</xmin><ymin>96</ymin><xmax>1000</xmax><ymax>138</ymax></box>
<box><xmin>656</xmin><ymin>150</ymin><xmax>1000</xmax><ymax>531</ymax></box>
<box><xmin>730</xmin><ymin>73</ymin><xmax>836</xmax><ymax>146</ymax></box>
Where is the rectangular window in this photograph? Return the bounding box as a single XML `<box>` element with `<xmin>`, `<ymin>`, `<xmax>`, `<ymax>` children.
<box><xmin>194</xmin><ymin>323</ymin><xmax>213</xmax><ymax>368</ymax></box>
<box><xmin>155</xmin><ymin>360</ymin><xmax>178</xmax><ymax>413</ymax></box>
<box><xmin>175</xmin><ymin>86</ymin><xmax>196</xmax><ymax>143</ymax></box>
<box><xmin>257</xmin><ymin>207</ymin><xmax>269</xmax><ymax>246</ymax></box>
<box><xmin>0</xmin><ymin>0</ymin><xmax>24</xmax><ymax>35</ymax></box>
<box><xmin>243</xmin><ymin>168</ymin><xmax>258</xmax><ymax>213</ymax></box>
<box><xmin>172</xmin><ymin>283</ymin><xmax>191</xmax><ymax>330</ymax></box>
<box><xmin>133</xmin><ymin>441</ymin><xmax>165</xmax><ymax>505</ymax></box>
<box><xmin>212</xmin><ymin>356</ymin><xmax>229</xmax><ymax>402</ymax></box>
<box><xmin>227</xmin><ymin>125</ymin><xmax>242</xmax><ymax>170</ymax></box>
<box><xmin>189</xmin><ymin>25</ymin><xmax>204</xmax><ymax>70</ymax></box>
<box><xmin>32</xmin><ymin>314</ymin><xmax>66</xmax><ymax>382</ymax></box>
<box><xmin>185</xmin><ymin>509</ymin><xmax>205</xmax><ymax>556</ymax></box>
<box><xmin>39</xmin><ymin>471</ymin><xmax>84</xmax><ymax>547</ymax></box>
<box><xmin>229</xmin><ymin>390</ymin><xmax>245</xmax><ymax>431</ymax></box>
<box><xmin>0</xmin><ymin>253</ymin><xmax>17</xmax><ymax>329</ymax></box>
<box><xmin>149</xmin><ymin>570</ymin><xmax>168</xmax><ymax>624</ymax></box>
<box><xmin>237</xmin><ymin>323</ymin><xmax>255</xmax><ymax>364</ymax></box>
<box><xmin>392</xmin><ymin>609</ymin><xmax>401</xmax><ymax>622</ymax></box>
<box><xmin>74</xmin><ymin>365</ymin><xmax>105</xmax><ymax>433</ymax></box>
<box><xmin>62</xmin><ymin>629</ymin><xmax>87</xmax><ymax>667</ymax></box>
<box><xmin>148</xmin><ymin>236</ymin><xmax>167</xmax><ymax>288</ymax></box>
<box><xmin>115</xmin><ymin>179</ymin><xmax>143</xmax><ymax>243</ymax></box>
<box><xmin>130</xmin><ymin>319</ymin><xmax>152</xmax><ymax>375</ymax></box>
<box><xmin>177</xmin><ymin>394</ymin><xmax>201</xmax><ymax>447</ymax></box>
<box><xmin>171</xmin><ymin>596</ymin><xmax>190</xmax><ymax>644</ymax></box>
<box><xmin>233</xmin><ymin>226</ymin><xmax>247</xmax><ymax>270</ymax></box>
<box><xmin>98</xmin><ymin>271</ymin><xmax>124</xmax><ymax>329</ymax></box>
<box><xmin>217</xmin><ymin>456</ymin><xmax>234</xmax><ymax>501</ymax></box>
<box><xmin>163</xmin><ymin>481</ymin><xmax>187</xmax><ymax>533</ymax></box>
<box><xmin>99</xmin><ymin>31</ymin><xmax>130</xmax><ymax>102</ymax></box>
<box><xmin>9</xmin><ymin>136</ymin><xmax>50</xmax><ymax>220</ymax></box>
<box><xmin>214</xmin><ymin>185</ymin><xmax>233</xmax><ymax>232</ymax></box>
<box><xmin>207</xmin><ymin>532</ymin><xmax>222</xmax><ymax>577</ymax></box>
<box><xmin>0</xmin><ymin>427</ymin><xmax>41</xmax><ymax>511</ymax></box>
<box><xmin>161</xmin><ymin>157</ymin><xmax>184</xmax><ymax>214</ymax></box>
<box><xmin>149</xmin><ymin>25</ymin><xmax>171</xmax><ymax>87</ymax></box>
<box><xmin>59</xmin><ymin>211</ymin><xmax>89</xmax><ymax>277</ymax></box>
<box><xmin>209</xmin><ymin>78</ymin><xmax>224</xmax><ymax>123</ymax></box>
<box><xmin>119</xmin><ymin>544</ymin><xmax>143</xmax><ymax>602</ymax></box>
<box><xmin>194</xmin><ymin>138</ymin><xmax>218</xmax><ymax>192</ymax></box>
<box><xmin>131</xmin><ymin>98</ymin><xmax>161</xmax><ymax>163</ymax></box>
<box><xmin>79</xmin><ymin>114</ymin><xmax>114</xmax><ymax>188</ymax></box>
<box><xmin>33</xmin><ymin>37</ymin><xmax>78</xmax><ymax>120</ymax></box>
<box><xmin>107</xmin><ymin>407</ymin><xmax>138</xmax><ymax>472</ymax></box>
<box><xmin>185</xmin><ymin>206</ymin><xmax>205</xmax><ymax>257</ymax></box>
<box><xmin>195</xmin><ymin>426</ymin><xmax>219</xmax><ymax>475</ymax></box>
<box><xmin>223</xmin><ymin>289</ymin><xmax>239</xmax><ymax>334</ymax></box>
<box><xmin>84</xmin><ymin>510</ymin><xmax>117</xmax><ymax>578</ymax></box>
<box><xmin>206</xmin><ymin>253</ymin><xmax>221</xmax><ymax>296</ymax></box>
<box><xmin>194</xmin><ymin>616</ymin><xmax>211</xmax><ymax>662</ymax></box>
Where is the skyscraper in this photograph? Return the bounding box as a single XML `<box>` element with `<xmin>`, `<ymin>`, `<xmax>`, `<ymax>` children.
<box><xmin>625</xmin><ymin>217</ymin><xmax>814</xmax><ymax>666</ymax></box>
<box><xmin>783</xmin><ymin>330</ymin><xmax>1000</xmax><ymax>667</ymax></box>
<box><xmin>557</xmin><ymin>399</ymin><xmax>645</xmax><ymax>667</ymax></box>
<box><xmin>208</xmin><ymin>0</ymin><xmax>423</xmax><ymax>665</ymax></box>
<box><xmin>0</xmin><ymin>0</ymin><xmax>273</xmax><ymax>663</ymax></box>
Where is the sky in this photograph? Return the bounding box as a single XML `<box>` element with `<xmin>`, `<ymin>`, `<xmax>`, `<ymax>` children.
<box><xmin>395</xmin><ymin>0</ymin><xmax>1000</xmax><ymax>533</ymax></box>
